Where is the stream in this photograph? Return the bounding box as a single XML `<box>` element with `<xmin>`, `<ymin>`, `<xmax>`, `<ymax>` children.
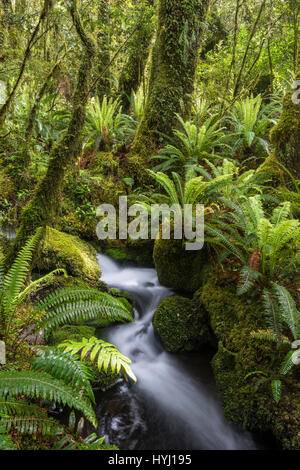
<box><xmin>94</xmin><ymin>254</ymin><xmax>273</xmax><ymax>450</ymax></box>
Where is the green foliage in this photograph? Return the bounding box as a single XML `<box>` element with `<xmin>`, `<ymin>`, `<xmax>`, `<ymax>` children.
<box><xmin>84</xmin><ymin>96</ymin><xmax>137</xmax><ymax>151</ymax></box>
<box><xmin>31</xmin><ymin>347</ymin><xmax>95</xmax><ymax>403</ymax></box>
<box><xmin>135</xmin><ymin>169</ymin><xmax>233</xmax><ymax>209</ymax></box>
<box><xmin>0</xmin><ymin>370</ymin><xmax>97</xmax><ymax>427</ymax></box>
<box><xmin>152</xmin><ymin>114</ymin><xmax>228</xmax><ymax>173</ymax></box>
<box><xmin>225</xmin><ymin>94</ymin><xmax>278</xmax><ymax>156</ymax></box>
<box><xmin>0</xmin><ymin>229</ymin><xmax>66</xmax><ymax>341</ymax></box>
<box><xmin>130</xmin><ymin>89</ymin><xmax>145</xmax><ymax>120</ymax></box>
<box><xmin>59</xmin><ymin>336</ymin><xmax>137</xmax><ymax>383</ymax></box>
<box><xmin>206</xmin><ymin>195</ymin><xmax>300</xmax><ymax>291</ymax></box>
<box><xmin>249</xmin><ymin>282</ymin><xmax>300</xmax><ymax>403</ymax></box>
<box><xmin>35</xmin><ymin>287</ymin><xmax>134</xmax><ymax>334</ymax></box>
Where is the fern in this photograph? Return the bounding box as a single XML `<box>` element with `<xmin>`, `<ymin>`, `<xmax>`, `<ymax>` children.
<box><xmin>262</xmin><ymin>289</ymin><xmax>283</xmax><ymax>344</ymax></box>
<box><xmin>271</xmin><ymin>283</ymin><xmax>300</xmax><ymax>341</ymax></box>
<box><xmin>0</xmin><ymin>370</ymin><xmax>97</xmax><ymax>427</ymax></box>
<box><xmin>271</xmin><ymin>379</ymin><xmax>282</xmax><ymax>404</ymax></box>
<box><xmin>31</xmin><ymin>347</ymin><xmax>95</xmax><ymax>403</ymax></box>
<box><xmin>0</xmin><ymin>229</ymin><xmax>66</xmax><ymax>340</ymax></box>
<box><xmin>35</xmin><ymin>289</ymin><xmax>133</xmax><ymax>334</ymax></box>
<box><xmin>59</xmin><ymin>337</ymin><xmax>137</xmax><ymax>383</ymax></box>
<box><xmin>237</xmin><ymin>266</ymin><xmax>262</xmax><ymax>295</ymax></box>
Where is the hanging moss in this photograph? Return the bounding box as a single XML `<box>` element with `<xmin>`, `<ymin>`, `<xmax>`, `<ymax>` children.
<box><xmin>128</xmin><ymin>0</ymin><xmax>210</xmax><ymax>182</ymax></box>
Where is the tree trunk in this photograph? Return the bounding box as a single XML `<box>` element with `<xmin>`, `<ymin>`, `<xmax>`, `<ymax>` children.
<box><xmin>129</xmin><ymin>0</ymin><xmax>210</xmax><ymax>165</ymax></box>
<box><xmin>5</xmin><ymin>0</ymin><xmax>96</xmax><ymax>266</ymax></box>
<box><xmin>270</xmin><ymin>47</ymin><xmax>300</xmax><ymax>180</ymax></box>
<box><xmin>118</xmin><ymin>0</ymin><xmax>154</xmax><ymax>114</ymax></box>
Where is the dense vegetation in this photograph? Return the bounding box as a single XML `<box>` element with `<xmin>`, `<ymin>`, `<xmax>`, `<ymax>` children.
<box><xmin>0</xmin><ymin>0</ymin><xmax>299</xmax><ymax>451</ymax></box>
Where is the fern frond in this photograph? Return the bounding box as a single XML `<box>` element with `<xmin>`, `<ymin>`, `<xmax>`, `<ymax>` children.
<box><xmin>3</xmin><ymin>228</ymin><xmax>43</xmax><ymax>306</ymax></box>
<box><xmin>271</xmin><ymin>379</ymin><xmax>282</xmax><ymax>404</ymax></box>
<box><xmin>59</xmin><ymin>337</ymin><xmax>137</xmax><ymax>383</ymax></box>
<box><xmin>262</xmin><ymin>289</ymin><xmax>283</xmax><ymax>343</ymax></box>
<box><xmin>36</xmin><ymin>289</ymin><xmax>133</xmax><ymax>334</ymax></box>
<box><xmin>280</xmin><ymin>351</ymin><xmax>295</xmax><ymax>376</ymax></box>
<box><xmin>32</xmin><ymin>347</ymin><xmax>95</xmax><ymax>403</ymax></box>
<box><xmin>0</xmin><ymin>370</ymin><xmax>97</xmax><ymax>427</ymax></box>
<box><xmin>271</xmin><ymin>283</ymin><xmax>300</xmax><ymax>340</ymax></box>
<box><xmin>237</xmin><ymin>266</ymin><xmax>262</xmax><ymax>295</ymax></box>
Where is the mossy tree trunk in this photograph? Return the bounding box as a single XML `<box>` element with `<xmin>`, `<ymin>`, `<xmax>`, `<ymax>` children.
<box><xmin>270</xmin><ymin>47</ymin><xmax>300</xmax><ymax>180</ymax></box>
<box><xmin>118</xmin><ymin>0</ymin><xmax>154</xmax><ymax>114</ymax></box>
<box><xmin>130</xmin><ymin>0</ymin><xmax>210</xmax><ymax>158</ymax></box>
<box><xmin>5</xmin><ymin>0</ymin><xmax>96</xmax><ymax>267</ymax></box>
<box><xmin>96</xmin><ymin>0</ymin><xmax>111</xmax><ymax>102</ymax></box>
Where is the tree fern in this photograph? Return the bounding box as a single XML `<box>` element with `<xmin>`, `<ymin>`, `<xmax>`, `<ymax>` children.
<box><xmin>59</xmin><ymin>337</ymin><xmax>137</xmax><ymax>383</ymax></box>
<box><xmin>35</xmin><ymin>289</ymin><xmax>133</xmax><ymax>334</ymax></box>
<box><xmin>0</xmin><ymin>370</ymin><xmax>97</xmax><ymax>427</ymax></box>
<box><xmin>31</xmin><ymin>347</ymin><xmax>95</xmax><ymax>402</ymax></box>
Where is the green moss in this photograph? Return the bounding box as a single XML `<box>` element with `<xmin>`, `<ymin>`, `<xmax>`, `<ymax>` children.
<box><xmin>128</xmin><ymin>0</ymin><xmax>210</xmax><ymax>184</ymax></box>
<box><xmin>153</xmin><ymin>238</ymin><xmax>209</xmax><ymax>293</ymax></box>
<box><xmin>270</xmin><ymin>50</ymin><xmax>300</xmax><ymax>180</ymax></box>
<box><xmin>275</xmin><ymin>187</ymin><xmax>300</xmax><ymax>219</ymax></box>
<box><xmin>200</xmin><ymin>275</ymin><xmax>300</xmax><ymax>449</ymax></box>
<box><xmin>48</xmin><ymin>325</ymin><xmax>96</xmax><ymax>346</ymax></box>
<box><xmin>36</xmin><ymin>227</ymin><xmax>101</xmax><ymax>283</ymax></box>
<box><xmin>153</xmin><ymin>295</ymin><xmax>209</xmax><ymax>352</ymax></box>
<box><xmin>257</xmin><ymin>154</ymin><xmax>284</xmax><ymax>186</ymax></box>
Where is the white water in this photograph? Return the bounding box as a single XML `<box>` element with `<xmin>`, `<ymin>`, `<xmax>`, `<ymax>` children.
<box><xmin>95</xmin><ymin>254</ymin><xmax>265</xmax><ymax>450</ymax></box>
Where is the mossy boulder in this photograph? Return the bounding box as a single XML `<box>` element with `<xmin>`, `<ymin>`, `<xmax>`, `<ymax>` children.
<box><xmin>153</xmin><ymin>295</ymin><xmax>210</xmax><ymax>352</ymax></box>
<box><xmin>48</xmin><ymin>325</ymin><xmax>96</xmax><ymax>346</ymax></box>
<box><xmin>37</xmin><ymin>228</ymin><xmax>101</xmax><ymax>283</ymax></box>
<box><xmin>199</xmin><ymin>275</ymin><xmax>300</xmax><ymax>450</ymax></box>
<box><xmin>104</xmin><ymin>238</ymin><xmax>154</xmax><ymax>267</ymax></box>
<box><xmin>153</xmin><ymin>238</ymin><xmax>209</xmax><ymax>293</ymax></box>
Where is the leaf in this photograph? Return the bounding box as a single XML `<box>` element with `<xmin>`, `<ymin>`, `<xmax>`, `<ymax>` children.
<box><xmin>271</xmin><ymin>380</ymin><xmax>282</xmax><ymax>404</ymax></box>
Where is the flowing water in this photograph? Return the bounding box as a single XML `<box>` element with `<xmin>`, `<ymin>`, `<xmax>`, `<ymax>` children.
<box><xmin>94</xmin><ymin>254</ymin><xmax>270</xmax><ymax>450</ymax></box>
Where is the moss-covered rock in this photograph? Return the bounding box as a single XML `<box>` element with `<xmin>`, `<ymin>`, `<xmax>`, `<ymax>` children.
<box><xmin>153</xmin><ymin>295</ymin><xmax>210</xmax><ymax>352</ymax></box>
<box><xmin>36</xmin><ymin>227</ymin><xmax>101</xmax><ymax>283</ymax></box>
<box><xmin>153</xmin><ymin>238</ymin><xmax>209</xmax><ymax>293</ymax></box>
<box><xmin>48</xmin><ymin>325</ymin><xmax>96</xmax><ymax>346</ymax></box>
<box><xmin>104</xmin><ymin>238</ymin><xmax>154</xmax><ymax>267</ymax></box>
<box><xmin>200</xmin><ymin>275</ymin><xmax>300</xmax><ymax>450</ymax></box>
